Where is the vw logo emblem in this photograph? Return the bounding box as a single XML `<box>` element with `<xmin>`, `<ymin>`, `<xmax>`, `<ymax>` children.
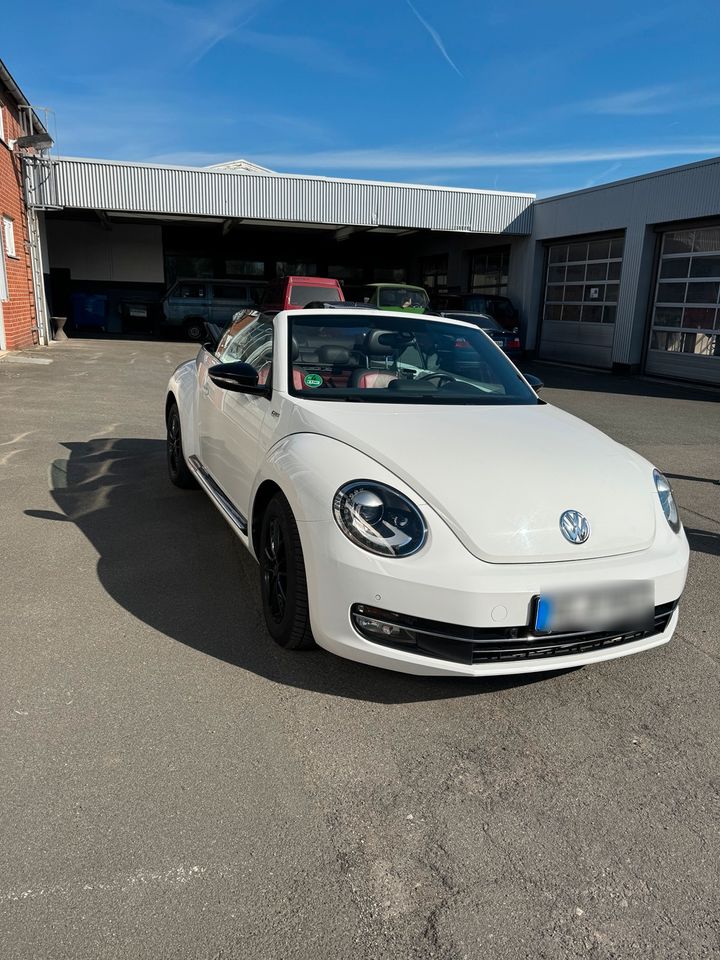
<box><xmin>559</xmin><ymin>509</ymin><xmax>590</xmax><ymax>544</ymax></box>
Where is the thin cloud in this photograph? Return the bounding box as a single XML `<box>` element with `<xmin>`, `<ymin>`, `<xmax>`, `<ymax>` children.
<box><xmin>583</xmin><ymin>162</ymin><xmax>623</xmax><ymax>188</ymax></box>
<box><xmin>125</xmin><ymin>0</ymin><xmax>263</xmax><ymax>66</ymax></box>
<box><xmin>582</xmin><ymin>85</ymin><xmax>681</xmax><ymax>116</ymax></box>
<box><xmin>122</xmin><ymin>0</ymin><xmax>363</xmax><ymax>76</ymax></box>
<box><xmin>234</xmin><ymin>30</ymin><xmax>368</xmax><ymax>77</ymax></box>
<box><xmin>576</xmin><ymin>84</ymin><xmax>720</xmax><ymax>117</ymax></box>
<box><xmin>254</xmin><ymin>143</ymin><xmax>720</xmax><ymax>172</ymax></box>
<box><xmin>405</xmin><ymin>0</ymin><xmax>462</xmax><ymax>77</ymax></box>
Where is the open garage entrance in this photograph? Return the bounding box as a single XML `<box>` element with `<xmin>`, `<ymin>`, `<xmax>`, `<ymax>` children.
<box><xmin>42</xmin><ymin>209</ymin><xmax>525</xmax><ymax>341</ymax></box>
<box><xmin>30</xmin><ymin>156</ymin><xmax>533</xmax><ymax>344</ymax></box>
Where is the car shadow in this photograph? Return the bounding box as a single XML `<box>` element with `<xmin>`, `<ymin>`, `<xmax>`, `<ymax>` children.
<box><xmin>665</xmin><ymin>472</ymin><xmax>720</xmax><ymax>486</ymax></box>
<box><xmin>684</xmin><ymin>527</ymin><xmax>720</xmax><ymax>557</ymax></box>
<box><xmin>29</xmin><ymin>438</ymin><xmax>560</xmax><ymax>704</ymax></box>
<box><xmin>519</xmin><ymin>361</ymin><xmax>720</xmax><ymax>403</ymax></box>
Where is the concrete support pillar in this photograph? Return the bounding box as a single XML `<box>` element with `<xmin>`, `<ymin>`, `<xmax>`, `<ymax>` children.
<box><xmin>610</xmin><ymin>222</ymin><xmax>658</xmax><ymax>368</ymax></box>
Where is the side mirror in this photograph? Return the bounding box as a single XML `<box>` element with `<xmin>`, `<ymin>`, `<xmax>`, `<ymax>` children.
<box><xmin>524</xmin><ymin>373</ymin><xmax>544</xmax><ymax>392</ymax></box>
<box><xmin>208</xmin><ymin>361</ymin><xmax>269</xmax><ymax>396</ymax></box>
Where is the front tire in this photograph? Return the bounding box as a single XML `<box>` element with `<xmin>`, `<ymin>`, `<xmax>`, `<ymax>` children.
<box><xmin>166</xmin><ymin>402</ymin><xmax>197</xmax><ymax>489</ymax></box>
<box><xmin>259</xmin><ymin>493</ymin><xmax>315</xmax><ymax>650</ymax></box>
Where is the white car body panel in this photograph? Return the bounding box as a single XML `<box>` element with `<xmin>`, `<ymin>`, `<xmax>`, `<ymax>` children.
<box><xmin>166</xmin><ymin>308</ymin><xmax>689</xmax><ymax>677</ymax></box>
<box><xmin>263</xmin><ymin>399</ymin><xmax>657</xmax><ymax>563</ymax></box>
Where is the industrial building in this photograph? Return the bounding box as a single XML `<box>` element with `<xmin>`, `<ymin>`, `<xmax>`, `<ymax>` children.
<box><xmin>8</xmin><ymin>85</ymin><xmax>720</xmax><ymax>388</ymax></box>
<box><xmin>0</xmin><ymin>60</ymin><xmax>50</xmax><ymax>350</ymax></box>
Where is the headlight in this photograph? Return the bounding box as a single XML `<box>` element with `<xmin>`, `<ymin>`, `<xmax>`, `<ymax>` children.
<box><xmin>333</xmin><ymin>481</ymin><xmax>427</xmax><ymax>557</ymax></box>
<box><xmin>654</xmin><ymin>469</ymin><xmax>681</xmax><ymax>533</ymax></box>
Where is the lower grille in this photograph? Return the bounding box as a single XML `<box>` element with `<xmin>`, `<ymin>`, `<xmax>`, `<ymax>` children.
<box><xmin>351</xmin><ymin>601</ymin><xmax>678</xmax><ymax>666</ymax></box>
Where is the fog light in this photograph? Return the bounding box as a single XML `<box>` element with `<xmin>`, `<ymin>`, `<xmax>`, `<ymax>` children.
<box><xmin>352</xmin><ymin>605</ymin><xmax>418</xmax><ymax>646</ymax></box>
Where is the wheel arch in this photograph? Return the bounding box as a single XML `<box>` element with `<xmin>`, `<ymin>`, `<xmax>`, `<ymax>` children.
<box><xmin>250</xmin><ymin>479</ymin><xmax>284</xmax><ymax>558</ymax></box>
<box><xmin>165</xmin><ymin>357</ymin><xmax>200</xmax><ymax>460</ymax></box>
<box><xmin>249</xmin><ymin>432</ymin><xmax>429</xmax><ymax>559</ymax></box>
<box><xmin>165</xmin><ymin>390</ymin><xmax>178</xmax><ymax>424</ymax></box>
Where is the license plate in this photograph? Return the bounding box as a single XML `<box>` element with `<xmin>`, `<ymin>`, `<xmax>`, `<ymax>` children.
<box><xmin>533</xmin><ymin>582</ymin><xmax>654</xmax><ymax>635</ymax></box>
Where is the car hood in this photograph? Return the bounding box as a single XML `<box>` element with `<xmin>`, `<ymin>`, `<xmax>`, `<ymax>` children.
<box><xmin>290</xmin><ymin>400</ymin><xmax>657</xmax><ymax>564</ymax></box>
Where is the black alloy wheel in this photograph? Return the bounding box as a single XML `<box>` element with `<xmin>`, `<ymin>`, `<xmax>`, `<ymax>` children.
<box><xmin>259</xmin><ymin>492</ymin><xmax>315</xmax><ymax>649</ymax></box>
<box><xmin>264</xmin><ymin>515</ymin><xmax>288</xmax><ymax>624</ymax></box>
<box><xmin>166</xmin><ymin>403</ymin><xmax>197</xmax><ymax>489</ymax></box>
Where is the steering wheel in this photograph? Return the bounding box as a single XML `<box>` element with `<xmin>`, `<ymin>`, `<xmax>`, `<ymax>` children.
<box><xmin>415</xmin><ymin>372</ymin><xmax>456</xmax><ymax>386</ymax></box>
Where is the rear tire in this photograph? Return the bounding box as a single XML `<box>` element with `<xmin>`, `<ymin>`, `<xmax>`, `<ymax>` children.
<box><xmin>259</xmin><ymin>493</ymin><xmax>316</xmax><ymax>650</ymax></box>
<box><xmin>166</xmin><ymin>402</ymin><xmax>197</xmax><ymax>489</ymax></box>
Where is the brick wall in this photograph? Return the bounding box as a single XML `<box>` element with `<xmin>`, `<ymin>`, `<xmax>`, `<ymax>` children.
<box><xmin>0</xmin><ymin>94</ymin><xmax>38</xmax><ymax>350</ymax></box>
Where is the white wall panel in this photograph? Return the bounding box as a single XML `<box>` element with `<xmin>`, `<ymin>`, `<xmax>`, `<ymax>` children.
<box><xmin>45</xmin><ymin>220</ymin><xmax>163</xmax><ymax>282</ymax></box>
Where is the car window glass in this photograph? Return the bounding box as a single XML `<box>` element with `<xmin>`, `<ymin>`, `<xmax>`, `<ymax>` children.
<box><xmin>217</xmin><ymin>316</ymin><xmax>274</xmax><ymax>373</ymax></box>
<box><xmin>180</xmin><ymin>284</ymin><xmax>206</xmax><ymax>298</ymax></box>
<box><xmin>289</xmin><ymin>285</ymin><xmax>342</xmax><ymax>306</ymax></box>
<box><xmin>288</xmin><ymin>313</ymin><xmax>537</xmax><ymax>405</ymax></box>
<box><xmin>378</xmin><ymin>288</ymin><xmax>428</xmax><ymax>308</ymax></box>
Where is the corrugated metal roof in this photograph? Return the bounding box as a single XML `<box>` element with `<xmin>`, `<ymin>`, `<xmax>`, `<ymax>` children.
<box><xmin>28</xmin><ymin>156</ymin><xmax>535</xmax><ymax>235</ymax></box>
<box><xmin>205</xmin><ymin>158</ymin><xmax>276</xmax><ymax>174</ymax></box>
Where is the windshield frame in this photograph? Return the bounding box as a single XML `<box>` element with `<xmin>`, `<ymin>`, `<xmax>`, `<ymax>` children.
<box><xmin>286</xmin><ymin>311</ymin><xmax>539</xmax><ymax>406</ymax></box>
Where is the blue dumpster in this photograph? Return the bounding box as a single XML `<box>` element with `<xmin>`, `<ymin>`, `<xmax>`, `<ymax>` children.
<box><xmin>72</xmin><ymin>293</ymin><xmax>108</xmax><ymax>331</ymax></box>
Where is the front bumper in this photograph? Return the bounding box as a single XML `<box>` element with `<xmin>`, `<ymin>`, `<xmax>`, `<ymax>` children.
<box><xmin>299</xmin><ymin>516</ymin><xmax>689</xmax><ymax>677</ymax></box>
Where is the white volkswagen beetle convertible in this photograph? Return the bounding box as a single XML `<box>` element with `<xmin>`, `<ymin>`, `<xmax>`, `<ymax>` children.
<box><xmin>165</xmin><ymin>308</ymin><xmax>688</xmax><ymax>677</ymax></box>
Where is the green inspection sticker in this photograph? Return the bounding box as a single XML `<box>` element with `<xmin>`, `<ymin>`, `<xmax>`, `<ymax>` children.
<box><xmin>304</xmin><ymin>373</ymin><xmax>323</xmax><ymax>388</ymax></box>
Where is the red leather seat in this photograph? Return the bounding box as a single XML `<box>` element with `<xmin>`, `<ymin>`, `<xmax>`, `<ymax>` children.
<box><xmin>353</xmin><ymin>370</ymin><xmax>398</xmax><ymax>389</ymax></box>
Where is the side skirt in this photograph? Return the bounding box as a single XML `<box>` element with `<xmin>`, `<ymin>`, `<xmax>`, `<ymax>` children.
<box><xmin>187</xmin><ymin>455</ymin><xmax>249</xmax><ymax>544</ymax></box>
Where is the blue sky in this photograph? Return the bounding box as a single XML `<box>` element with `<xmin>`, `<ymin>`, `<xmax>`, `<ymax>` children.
<box><xmin>5</xmin><ymin>0</ymin><xmax>720</xmax><ymax>196</ymax></box>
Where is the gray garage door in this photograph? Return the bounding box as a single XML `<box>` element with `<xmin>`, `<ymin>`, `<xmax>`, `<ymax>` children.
<box><xmin>539</xmin><ymin>235</ymin><xmax>624</xmax><ymax>368</ymax></box>
<box><xmin>645</xmin><ymin>225</ymin><xmax>720</xmax><ymax>385</ymax></box>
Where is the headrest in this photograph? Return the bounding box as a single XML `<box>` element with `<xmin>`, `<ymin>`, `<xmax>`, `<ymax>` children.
<box><xmin>318</xmin><ymin>345</ymin><xmax>350</xmax><ymax>365</ymax></box>
<box><xmin>364</xmin><ymin>330</ymin><xmax>396</xmax><ymax>356</ymax></box>
<box><xmin>291</xmin><ymin>337</ymin><xmax>300</xmax><ymax>361</ymax></box>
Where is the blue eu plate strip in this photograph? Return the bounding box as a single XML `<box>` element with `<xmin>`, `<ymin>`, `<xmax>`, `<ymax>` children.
<box><xmin>535</xmin><ymin>597</ymin><xmax>553</xmax><ymax>632</ymax></box>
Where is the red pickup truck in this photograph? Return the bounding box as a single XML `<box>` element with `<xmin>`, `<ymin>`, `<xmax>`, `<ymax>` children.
<box><xmin>261</xmin><ymin>276</ymin><xmax>344</xmax><ymax>312</ymax></box>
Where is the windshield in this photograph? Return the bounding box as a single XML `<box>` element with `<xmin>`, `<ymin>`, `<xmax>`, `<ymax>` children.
<box><xmin>289</xmin><ymin>285</ymin><xmax>342</xmax><ymax>306</ymax></box>
<box><xmin>288</xmin><ymin>313</ymin><xmax>537</xmax><ymax>404</ymax></box>
<box><xmin>378</xmin><ymin>287</ymin><xmax>429</xmax><ymax>309</ymax></box>
<box><xmin>444</xmin><ymin>312</ymin><xmax>501</xmax><ymax>331</ymax></box>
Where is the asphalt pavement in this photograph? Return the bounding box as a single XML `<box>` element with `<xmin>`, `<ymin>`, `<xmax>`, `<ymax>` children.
<box><xmin>1</xmin><ymin>339</ymin><xmax>718</xmax><ymax>960</ymax></box>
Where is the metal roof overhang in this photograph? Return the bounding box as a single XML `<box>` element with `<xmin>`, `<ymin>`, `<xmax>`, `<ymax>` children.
<box><xmin>28</xmin><ymin>156</ymin><xmax>534</xmax><ymax>236</ymax></box>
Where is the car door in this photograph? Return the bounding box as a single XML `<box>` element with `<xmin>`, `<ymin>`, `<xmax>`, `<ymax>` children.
<box><xmin>197</xmin><ymin>314</ymin><xmax>275</xmax><ymax>520</ymax></box>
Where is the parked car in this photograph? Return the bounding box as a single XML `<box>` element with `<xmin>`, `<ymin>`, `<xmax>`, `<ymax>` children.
<box><xmin>162</xmin><ymin>279</ymin><xmax>266</xmax><ymax>341</ymax></box>
<box><xmin>165</xmin><ymin>308</ymin><xmax>688</xmax><ymax>678</ymax></box>
<box><xmin>433</xmin><ymin>292</ymin><xmax>519</xmax><ymax>330</ymax></box>
<box><xmin>260</xmin><ymin>276</ymin><xmax>344</xmax><ymax>312</ymax></box>
<box><xmin>362</xmin><ymin>283</ymin><xmax>429</xmax><ymax>312</ymax></box>
<box><xmin>440</xmin><ymin>310</ymin><xmax>522</xmax><ymax>357</ymax></box>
